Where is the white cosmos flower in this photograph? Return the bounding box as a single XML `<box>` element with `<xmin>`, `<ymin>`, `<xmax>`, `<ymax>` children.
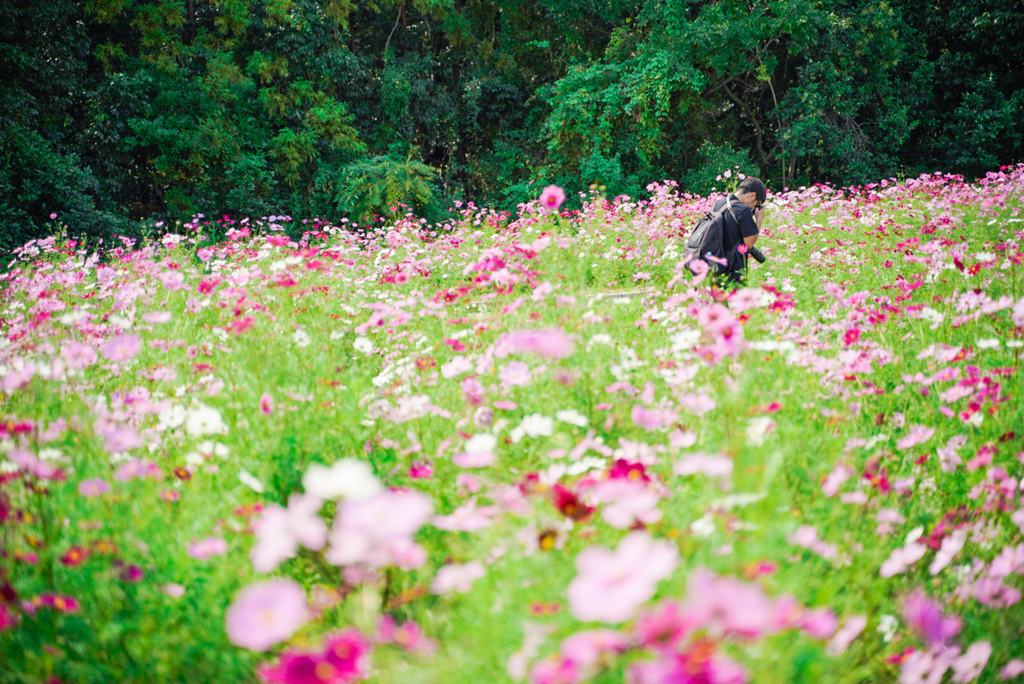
<box><xmin>555</xmin><ymin>409</ymin><xmax>588</xmax><ymax>428</ymax></box>
<box><xmin>353</xmin><ymin>337</ymin><xmax>374</xmax><ymax>353</ymax></box>
<box><xmin>239</xmin><ymin>469</ymin><xmax>265</xmax><ymax>493</ymax></box>
<box><xmin>464</xmin><ymin>433</ymin><xmax>497</xmax><ymax>454</ymax></box>
<box><xmin>745</xmin><ymin>416</ymin><xmax>776</xmax><ymax>446</ymax></box>
<box><xmin>156</xmin><ymin>404</ymin><xmax>188</xmax><ymax>432</ymax></box>
<box><xmin>567</xmin><ymin>457</ymin><xmax>606</xmax><ymax>476</ymax></box>
<box><xmin>303</xmin><ymin>458</ymin><xmax>382</xmax><ymax>501</ymax></box>
<box><xmin>185</xmin><ymin>404</ymin><xmax>228</xmax><ymax>436</ymax></box>
<box><xmin>198</xmin><ymin>440</ymin><xmax>230</xmax><ymax>457</ymax></box>
<box><xmin>519</xmin><ymin>414</ymin><xmax>554</xmax><ymax>439</ymax></box>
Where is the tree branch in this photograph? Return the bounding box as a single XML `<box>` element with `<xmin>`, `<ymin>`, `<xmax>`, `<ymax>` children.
<box><xmin>383</xmin><ymin>7</ymin><xmax>403</xmax><ymax>56</ymax></box>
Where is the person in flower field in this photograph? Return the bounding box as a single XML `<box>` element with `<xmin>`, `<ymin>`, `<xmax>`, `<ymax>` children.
<box><xmin>714</xmin><ymin>175</ymin><xmax>766</xmax><ymax>285</ymax></box>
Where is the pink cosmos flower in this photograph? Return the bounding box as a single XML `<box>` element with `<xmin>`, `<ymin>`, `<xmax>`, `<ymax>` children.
<box><xmin>501</xmin><ymin>328</ymin><xmax>576</xmax><ymax>359</ymax></box>
<box><xmin>187</xmin><ymin>537</ymin><xmax>228</xmax><ymax>560</ymax></box>
<box><xmin>539</xmin><ymin>185</ymin><xmax>566</xmax><ymax>212</ymax></box>
<box><xmin>225</xmin><ymin>579</ymin><xmax>309</xmax><ymax>651</ymax></box>
<box><xmin>431</xmin><ymin>561</ymin><xmax>486</xmax><ymax>594</ymax></box>
<box><xmin>902</xmin><ymin>590</ymin><xmax>962</xmax><ymax>647</ymax></box>
<box><xmin>826</xmin><ymin>615</ymin><xmax>867</xmax><ymax>656</ymax></box>
<box><xmin>728</xmin><ymin>287</ymin><xmax>764</xmax><ymax>314</ymax></box>
<box><xmin>119</xmin><ymin>563</ymin><xmax>144</xmax><ymax>582</ymax></box>
<box><xmin>0</xmin><ymin>603</ymin><xmax>20</xmax><ymax>631</ymax></box>
<box><xmin>376</xmin><ymin>616</ymin><xmax>438</xmax><ymax>654</ymax></box>
<box><xmin>900</xmin><ymin>648</ymin><xmax>959</xmax><ymax>684</ymax></box>
<box><xmin>432</xmin><ymin>500</ymin><xmax>496</xmax><ymax>532</ymax></box>
<box><xmin>799</xmin><ymin>608</ymin><xmax>838</xmax><ymax>638</ymax></box>
<box><xmin>1001</xmin><ymin>660</ymin><xmax>1024</xmax><ymax>679</ymax></box>
<box><xmin>532</xmin><ymin>281</ymin><xmax>554</xmax><ymax>302</ymax></box>
<box><xmin>687</xmin><ymin>257</ymin><xmax>710</xmax><ymax>285</ymax></box>
<box><xmin>160</xmin><ymin>271</ymin><xmax>185</xmax><ymax>290</ymax></box>
<box><xmin>102</xmin><ymin>425</ymin><xmax>142</xmax><ymax>453</ymax></box>
<box><xmin>114</xmin><ymin>458</ymin><xmax>162</xmax><ymax>481</ymax></box>
<box><xmin>952</xmin><ymin>641</ymin><xmax>992</xmax><ymax>683</ymax></box>
<box><xmin>61</xmin><ymin>341</ymin><xmax>97</xmax><ymax>369</ymax></box>
<box><xmin>695</xmin><ymin>303</ymin><xmax>738</xmax><ymax>336</ymax></box>
<box><xmin>163</xmin><ymin>583</ymin><xmax>186</xmax><ymax>598</ymax></box>
<box><xmin>499</xmin><ymin>361</ymin><xmax>532</xmax><ymax>389</ymax></box>
<box><xmin>453</xmin><ymin>433</ymin><xmax>497</xmax><ymax>468</ymax></box>
<box><xmin>897</xmin><ymin>424</ymin><xmax>935</xmax><ymax>450</ymax></box>
<box><xmin>881</xmin><ymin>541</ymin><xmax>928</xmax><ymax>577</ymax></box>
<box><xmin>600</xmin><ymin>486</ymin><xmax>662</xmax><ymax>530</ymax></box>
<box><xmin>567</xmin><ymin>532</ymin><xmax>678</xmax><ymax>623</ymax></box>
<box><xmin>1012</xmin><ymin>297</ymin><xmax>1024</xmax><ymax>327</ymax></box>
<box><xmin>631</xmin><ymin>404</ymin><xmax>677</xmax><ymax>431</ymax></box>
<box><xmin>259</xmin><ymin>629</ymin><xmax>372</xmax><ymax>684</ymax></box>
<box><xmin>142</xmin><ymin>311</ymin><xmax>173</xmax><ymax>324</ymax></box>
<box><xmin>453</xmin><ymin>475</ymin><xmax>482</xmax><ymax>497</ymax></box>
<box><xmin>674</xmin><ymin>453</ymin><xmax>733</xmax><ymax>478</ymax></box>
<box><xmin>821</xmin><ymin>463</ymin><xmax>853</xmax><ymax>497</ymax></box>
<box><xmin>321</xmin><ymin>629</ymin><xmax>373</xmax><ymax>679</ymax></box>
<box><xmin>682</xmin><ymin>569</ymin><xmax>776</xmax><ymax>639</ymax></box>
<box><xmin>560</xmin><ymin>629</ymin><xmax>630</xmax><ymax>670</ymax></box>
<box><xmin>325</xmin><ymin>489</ymin><xmax>432</xmax><ymax>569</ymax></box>
<box><xmin>101</xmin><ymin>334</ymin><xmax>142</xmax><ymax>361</ymax></box>
<box><xmin>929</xmin><ymin>530</ymin><xmax>967</xmax><ymax>575</ymax></box>
<box><xmin>251</xmin><ymin>494</ymin><xmax>327</xmax><ymax>573</ymax></box>
<box><xmin>634</xmin><ymin>601</ymin><xmax>696</xmax><ymax>654</ymax></box>
<box><xmin>409</xmin><ymin>461</ymin><xmax>434</xmax><ymax>479</ymax></box>
<box><xmin>530</xmin><ymin>658</ymin><xmax>579</xmax><ymax>684</ymax></box>
<box><xmin>78</xmin><ymin>478</ymin><xmax>110</xmax><ymax>497</ymax></box>
<box><xmin>258</xmin><ymin>652</ymin><xmax>323</xmax><ymax>684</ymax></box>
<box><xmin>628</xmin><ymin>649</ymin><xmax>746</xmax><ymax>684</ymax></box>
<box><xmin>260</xmin><ymin>393</ymin><xmax>275</xmax><ymax>415</ymax></box>
<box><xmin>461</xmin><ymin>376</ymin><xmax>486</xmax><ymax>404</ymax></box>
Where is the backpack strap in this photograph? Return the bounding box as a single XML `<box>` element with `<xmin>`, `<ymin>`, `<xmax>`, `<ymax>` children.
<box><xmin>724</xmin><ymin>196</ymin><xmax>742</xmax><ymax>224</ymax></box>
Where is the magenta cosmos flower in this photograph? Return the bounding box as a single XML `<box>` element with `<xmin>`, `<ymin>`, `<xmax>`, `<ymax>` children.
<box><xmin>259</xmin><ymin>629</ymin><xmax>372</xmax><ymax>684</ymax></box>
<box><xmin>226</xmin><ymin>579</ymin><xmax>309</xmax><ymax>651</ymax></box>
<box><xmin>539</xmin><ymin>185</ymin><xmax>566</xmax><ymax>212</ymax></box>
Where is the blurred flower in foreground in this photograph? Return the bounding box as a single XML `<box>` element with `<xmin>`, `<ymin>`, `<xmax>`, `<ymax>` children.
<box><xmin>902</xmin><ymin>590</ymin><xmax>961</xmax><ymax>648</ymax></box>
<box><xmin>226</xmin><ymin>579</ymin><xmax>309</xmax><ymax>651</ymax></box>
<box><xmin>567</xmin><ymin>532</ymin><xmax>678</xmax><ymax>623</ymax></box>
<box><xmin>259</xmin><ymin>629</ymin><xmax>372</xmax><ymax>684</ymax></box>
<box><xmin>251</xmin><ymin>494</ymin><xmax>327</xmax><ymax>573</ymax></box>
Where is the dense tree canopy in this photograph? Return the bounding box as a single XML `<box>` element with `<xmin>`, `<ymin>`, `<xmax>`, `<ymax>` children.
<box><xmin>1</xmin><ymin>0</ymin><xmax>1022</xmax><ymax>248</ymax></box>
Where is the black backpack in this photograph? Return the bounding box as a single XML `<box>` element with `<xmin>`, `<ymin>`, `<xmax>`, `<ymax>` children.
<box><xmin>681</xmin><ymin>199</ymin><xmax>740</xmax><ymax>274</ymax></box>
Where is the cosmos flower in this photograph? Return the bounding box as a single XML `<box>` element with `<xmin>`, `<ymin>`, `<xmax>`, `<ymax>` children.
<box><xmin>101</xmin><ymin>334</ymin><xmax>142</xmax><ymax>361</ymax></box>
<box><xmin>539</xmin><ymin>185</ymin><xmax>566</xmax><ymax>212</ymax></box>
<box><xmin>567</xmin><ymin>532</ymin><xmax>678</xmax><ymax>623</ymax></box>
<box><xmin>225</xmin><ymin>579</ymin><xmax>309</xmax><ymax>651</ymax></box>
<box><xmin>187</xmin><ymin>537</ymin><xmax>229</xmax><ymax>561</ymax></box>
<box><xmin>303</xmin><ymin>459</ymin><xmax>382</xmax><ymax>501</ymax></box>
<box><xmin>78</xmin><ymin>479</ymin><xmax>110</xmax><ymax>497</ymax></box>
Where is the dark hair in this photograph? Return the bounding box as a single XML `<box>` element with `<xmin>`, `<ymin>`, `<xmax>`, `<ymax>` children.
<box><xmin>737</xmin><ymin>177</ymin><xmax>767</xmax><ymax>204</ymax></box>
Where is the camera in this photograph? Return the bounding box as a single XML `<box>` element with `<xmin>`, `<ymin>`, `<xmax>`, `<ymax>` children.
<box><xmin>748</xmin><ymin>246</ymin><xmax>767</xmax><ymax>264</ymax></box>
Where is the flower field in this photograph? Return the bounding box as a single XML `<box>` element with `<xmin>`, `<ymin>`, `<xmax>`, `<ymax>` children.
<box><xmin>2</xmin><ymin>167</ymin><xmax>1024</xmax><ymax>684</ymax></box>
